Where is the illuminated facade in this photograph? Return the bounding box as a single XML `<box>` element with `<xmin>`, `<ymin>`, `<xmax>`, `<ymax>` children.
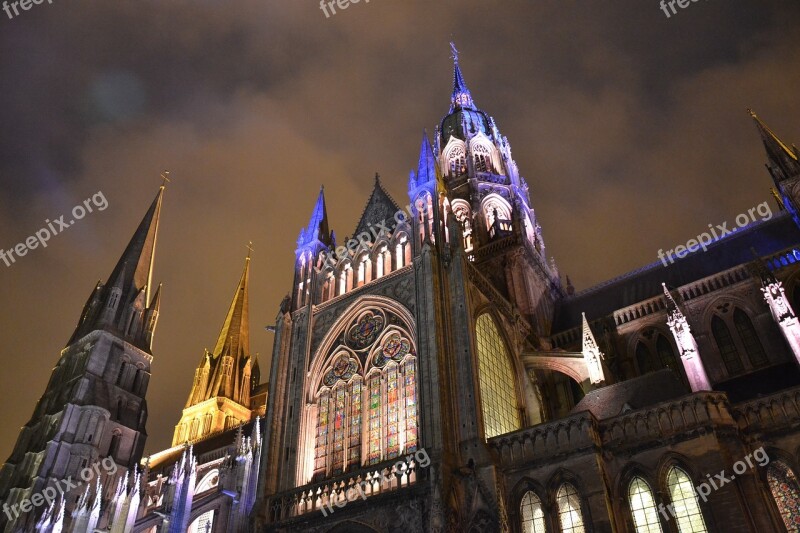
<box><xmin>3</xmin><ymin>48</ymin><xmax>800</xmax><ymax>533</ymax></box>
<box><xmin>254</xmin><ymin>49</ymin><xmax>800</xmax><ymax>533</ymax></box>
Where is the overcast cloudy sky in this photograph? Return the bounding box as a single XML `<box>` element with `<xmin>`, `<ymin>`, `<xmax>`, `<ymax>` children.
<box><xmin>0</xmin><ymin>0</ymin><xmax>798</xmax><ymax>457</ymax></box>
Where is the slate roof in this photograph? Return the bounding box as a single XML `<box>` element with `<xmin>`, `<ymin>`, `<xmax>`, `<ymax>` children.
<box><xmin>554</xmin><ymin>212</ymin><xmax>800</xmax><ymax>332</ymax></box>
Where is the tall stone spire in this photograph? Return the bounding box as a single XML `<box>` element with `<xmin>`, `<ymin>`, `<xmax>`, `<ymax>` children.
<box><xmin>174</xmin><ymin>253</ymin><xmax>255</xmax><ymax>446</ymax></box>
<box><xmin>297</xmin><ymin>187</ymin><xmax>332</xmax><ymax>250</ymax></box>
<box><xmin>663</xmin><ymin>284</ymin><xmax>711</xmax><ymax>392</ymax></box>
<box><xmin>450</xmin><ymin>42</ymin><xmax>475</xmax><ymax>112</ymax></box>
<box><xmin>208</xmin><ymin>254</ymin><xmax>251</xmax><ymax>403</ymax></box>
<box><xmin>69</xmin><ymin>185</ymin><xmax>165</xmax><ymax>351</ymax></box>
<box><xmin>749</xmin><ymin>109</ymin><xmax>800</xmax><ymax>182</ymax></box>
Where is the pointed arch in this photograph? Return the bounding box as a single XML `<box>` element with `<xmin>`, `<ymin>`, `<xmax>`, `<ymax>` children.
<box><xmin>475</xmin><ymin>313</ymin><xmax>521</xmax><ymax>439</ymax></box>
<box><xmin>636</xmin><ymin>342</ymin><xmax>655</xmax><ymax>375</ymax></box>
<box><xmin>766</xmin><ymin>460</ymin><xmax>800</xmax><ymax>530</ymax></box>
<box><xmin>556</xmin><ymin>483</ymin><xmax>585</xmax><ymax>533</ymax></box>
<box><xmin>711</xmin><ymin>315</ymin><xmax>743</xmax><ymax>375</ymax></box>
<box><xmin>442</xmin><ymin>136</ymin><xmax>468</xmax><ymax>177</ymax></box>
<box><xmin>629</xmin><ymin>477</ymin><xmax>663</xmax><ymax>533</ymax></box>
<box><xmin>468</xmin><ymin>133</ymin><xmax>499</xmax><ymax>174</ymax></box>
<box><xmin>656</xmin><ymin>335</ymin><xmax>680</xmax><ymax>372</ymax></box>
<box><xmin>304</xmin><ymin>297</ymin><xmax>417</xmax><ymax>483</ymax></box>
<box><xmin>480</xmin><ymin>193</ymin><xmax>512</xmax><ymax>231</ymax></box>
<box><xmin>450</xmin><ymin>199</ymin><xmax>474</xmax><ymax>252</ymax></box>
<box><xmin>520</xmin><ymin>491</ymin><xmax>547</xmax><ymax>533</ymax></box>
<box><xmin>732</xmin><ymin>308</ymin><xmax>768</xmax><ymax>368</ymax></box>
<box><xmin>665</xmin><ymin>466</ymin><xmax>708</xmax><ymax>532</ymax></box>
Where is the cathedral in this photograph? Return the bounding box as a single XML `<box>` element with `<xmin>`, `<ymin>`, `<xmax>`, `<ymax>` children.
<box><xmin>2</xmin><ymin>48</ymin><xmax>800</xmax><ymax>533</ymax></box>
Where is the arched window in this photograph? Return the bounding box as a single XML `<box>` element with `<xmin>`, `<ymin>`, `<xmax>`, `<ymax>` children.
<box><xmin>451</xmin><ymin>200</ymin><xmax>474</xmax><ymax>252</ymax></box>
<box><xmin>475</xmin><ymin>314</ymin><xmax>521</xmax><ymax>439</ymax></box>
<box><xmin>188</xmin><ymin>510</ymin><xmax>215</xmax><ymax>533</ymax></box>
<box><xmin>629</xmin><ymin>477</ymin><xmax>663</xmax><ymax>533</ymax></box>
<box><xmin>447</xmin><ymin>145</ymin><xmax>467</xmax><ymax>177</ymax></box>
<box><xmin>108</xmin><ymin>432</ymin><xmax>122</xmax><ymax>457</ymax></box>
<box><xmin>556</xmin><ymin>483</ymin><xmax>585</xmax><ymax>533</ymax></box>
<box><xmin>656</xmin><ymin>335</ymin><xmax>679</xmax><ymax>373</ymax></box>
<box><xmin>395</xmin><ymin>234</ymin><xmax>409</xmax><ymax>269</ymax></box>
<box><xmin>732</xmin><ymin>309</ymin><xmax>767</xmax><ymax>368</ymax></box>
<box><xmin>666</xmin><ymin>467</ymin><xmax>708</xmax><ymax>532</ymax></box>
<box><xmin>472</xmin><ymin>143</ymin><xmax>493</xmax><ymax>173</ymax></box>
<box><xmin>766</xmin><ymin>461</ymin><xmax>800</xmax><ymax>531</ymax></box>
<box><xmin>312</xmin><ymin>310</ymin><xmax>418</xmax><ymax>480</ymax></box>
<box><xmin>636</xmin><ymin>342</ymin><xmax>655</xmax><ymax>375</ymax></box>
<box><xmin>520</xmin><ymin>491</ymin><xmax>546</xmax><ymax>533</ymax></box>
<box><xmin>711</xmin><ymin>315</ymin><xmax>743</xmax><ymax>375</ymax></box>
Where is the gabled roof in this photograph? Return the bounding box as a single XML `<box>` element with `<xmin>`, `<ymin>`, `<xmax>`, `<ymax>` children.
<box><xmin>351</xmin><ymin>175</ymin><xmax>402</xmax><ymax>239</ymax></box>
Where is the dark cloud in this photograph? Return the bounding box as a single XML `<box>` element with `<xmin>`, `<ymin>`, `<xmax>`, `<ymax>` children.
<box><xmin>0</xmin><ymin>0</ymin><xmax>798</xmax><ymax>456</ymax></box>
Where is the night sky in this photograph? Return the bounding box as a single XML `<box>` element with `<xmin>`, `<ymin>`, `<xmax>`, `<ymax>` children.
<box><xmin>0</xmin><ymin>0</ymin><xmax>798</xmax><ymax>458</ymax></box>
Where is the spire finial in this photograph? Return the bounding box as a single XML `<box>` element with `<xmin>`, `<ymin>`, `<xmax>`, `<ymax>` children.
<box><xmin>450</xmin><ymin>41</ymin><xmax>459</xmax><ymax>63</ymax></box>
<box><xmin>160</xmin><ymin>170</ymin><xmax>171</xmax><ymax>189</ymax></box>
<box><xmin>246</xmin><ymin>241</ymin><xmax>254</xmax><ymax>260</ymax></box>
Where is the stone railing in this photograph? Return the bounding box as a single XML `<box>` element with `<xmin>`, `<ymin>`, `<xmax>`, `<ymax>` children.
<box><xmin>267</xmin><ymin>454</ymin><xmax>426</xmax><ymax>522</ymax></box>
<box><xmin>732</xmin><ymin>386</ymin><xmax>800</xmax><ymax>433</ymax></box>
<box><xmin>600</xmin><ymin>392</ymin><xmax>733</xmax><ymax>448</ymax></box>
<box><xmin>488</xmin><ymin>413</ymin><xmax>598</xmax><ymax>467</ymax></box>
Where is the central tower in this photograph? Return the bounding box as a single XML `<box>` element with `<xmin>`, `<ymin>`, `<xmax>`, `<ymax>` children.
<box><xmin>257</xmin><ymin>47</ymin><xmax>560</xmax><ymax>532</ymax></box>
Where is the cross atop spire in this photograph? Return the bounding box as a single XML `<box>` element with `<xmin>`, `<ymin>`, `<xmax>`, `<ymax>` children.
<box><xmin>449</xmin><ymin>42</ymin><xmax>475</xmax><ymax>112</ymax></box>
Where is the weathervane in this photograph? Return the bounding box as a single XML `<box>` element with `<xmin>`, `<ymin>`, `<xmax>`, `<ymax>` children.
<box><xmin>246</xmin><ymin>241</ymin><xmax>254</xmax><ymax>259</ymax></box>
<box><xmin>161</xmin><ymin>170</ymin><xmax>171</xmax><ymax>188</ymax></box>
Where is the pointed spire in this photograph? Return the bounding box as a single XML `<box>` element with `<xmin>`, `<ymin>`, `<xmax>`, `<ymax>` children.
<box><xmin>449</xmin><ymin>42</ymin><xmax>475</xmax><ymax>112</ymax></box>
<box><xmin>68</xmin><ymin>185</ymin><xmax>165</xmax><ymax>349</ymax></box>
<box><xmin>662</xmin><ymin>283</ymin><xmax>711</xmax><ymax>391</ymax></box>
<box><xmin>581</xmin><ymin>313</ymin><xmax>605</xmax><ymax>385</ymax></box>
<box><xmin>749</xmin><ymin>109</ymin><xmax>800</xmax><ymax>181</ymax></box>
<box><xmin>212</xmin><ymin>254</ymin><xmax>250</xmax><ymax>362</ymax></box>
<box><xmin>107</xmin><ymin>185</ymin><xmax>164</xmax><ymax>304</ymax></box>
<box><xmin>418</xmin><ymin>130</ymin><xmax>436</xmax><ymax>183</ymax></box>
<box><xmin>298</xmin><ymin>187</ymin><xmax>331</xmax><ymax>249</ymax></box>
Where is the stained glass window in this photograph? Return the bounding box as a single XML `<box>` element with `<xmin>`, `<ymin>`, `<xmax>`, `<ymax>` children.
<box><xmin>733</xmin><ymin>309</ymin><xmax>768</xmax><ymax>368</ymax></box>
<box><xmin>767</xmin><ymin>461</ymin><xmax>800</xmax><ymax>531</ymax></box>
<box><xmin>629</xmin><ymin>477</ymin><xmax>663</xmax><ymax>533</ymax></box>
<box><xmin>666</xmin><ymin>467</ymin><xmax>708</xmax><ymax>532</ymax></box>
<box><xmin>348</xmin><ymin>379</ymin><xmax>362</xmax><ymax>469</ymax></box>
<box><xmin>368</xmin><ymin>373</ymin><xmax>382</xmax><ymax>465</ymax></box>
<box><xmin>556</xmin><ymin>483</ymin><xmax>585</xmax><ymax>533</ymax></box>
<box><xmin>314</xmin><ymin>391</ymin><xmax>329</xmax><ymax>476</ymax></box>
<box><xmin>331</xmin><ymin>386</ymin><xmax>347</xmax><ymax>475</ymax></box>
<box><xmin>712</xmin><ymin>316</ymin><xmax>743</xmax><ymax>375</ymax></box>
<box><xmin>403</xmin><ymin>359</ymin><xmax>418</xmax><ymax>452</ymax></box>
<box><xmin>520</xmin><ymin>491</ymin><xmax>546</xmax><ymax>533</ymax></box>
<box><xmin>475</xmin><ymin>314</ymin><xmax>521</xmax><ymax>439</ymax></box>
<box><xmin>313</xmin><ymin>311</ymin><xmax>418</xmax><ymax>478</ymax></box>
